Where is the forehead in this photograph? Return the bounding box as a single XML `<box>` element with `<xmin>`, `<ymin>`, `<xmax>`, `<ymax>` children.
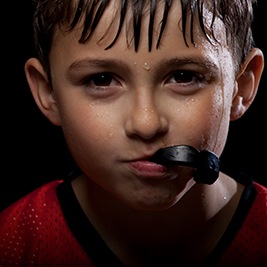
<box><xmin>56</xmin><ymin>0</ymin><xmax>226</xmax><ymax>51</ymax></box>
<box><xmin>51</xmin><ymin>0</ymin><xmax>233</xmax><ymax>74</ymax></box>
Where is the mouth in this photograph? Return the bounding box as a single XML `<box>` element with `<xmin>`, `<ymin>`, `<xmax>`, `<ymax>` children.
<box><xmin>126</xmin><ymin>144</ymin><xmax>220</xmax><ymax>184</ymax></box>
<box><xmin>126</xmin><ymin>145</ymin><xmax>196</xmax><ymax>179</ymax></box>
<box><xmin>127</xmin><ymin>159</ymin><xmax>169</xmax><ymax>179</ymax></box>
<box><xmin>149</xmin><ymin>145</ymin><xmax>220</xmax><ymax>185</ymax></box>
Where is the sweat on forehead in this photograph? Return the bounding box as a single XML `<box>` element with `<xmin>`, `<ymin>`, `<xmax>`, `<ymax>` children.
<box><xmin>33</xmin><ymin>0</ymin><xmax>256</xmax><ymax>71</ymax></box>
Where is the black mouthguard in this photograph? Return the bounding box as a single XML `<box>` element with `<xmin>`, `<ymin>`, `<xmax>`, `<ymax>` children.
<box><xmin>150</xmin><ymin>145</ymin><xmax>220</xmax><ymax>185</ymax></box>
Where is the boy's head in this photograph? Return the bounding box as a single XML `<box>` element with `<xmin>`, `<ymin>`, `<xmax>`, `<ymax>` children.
<box><xmin>25</xmin><ymin>0</ymin><xmax>263</xmax><ymax>209</ymax></box>
<box><xmin>32</xmin><ymin>0</ymin><xmax>256</xmax><ymax>77</ymax></box>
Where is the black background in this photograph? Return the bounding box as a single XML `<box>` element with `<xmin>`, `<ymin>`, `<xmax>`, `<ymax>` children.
<box><xmin>1</xmin><ymin>1</ymin><xmax>267</xmax><ymax>211</ymax></box>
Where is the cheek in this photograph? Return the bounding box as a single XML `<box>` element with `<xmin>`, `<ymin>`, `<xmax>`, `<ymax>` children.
<box><xmin>169</xmin><ymin>88</ymin><xmax>231</xmax><ymax>155</ymax></box>
<box><xmin>58</xmin><ymin>102</ymin><xmax>120</xmax><ymax>165</ymax></box>
<box><xmin>199</xmin><ymin>88</ymin><xmax>232</xmax><ymax>155</ymax></box>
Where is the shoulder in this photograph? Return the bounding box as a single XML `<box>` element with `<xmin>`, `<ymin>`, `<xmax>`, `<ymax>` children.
<box><xmin>218</xmin><ymin>181</ymin><xmax>267</xmax><ymax>266</ymax></box>
<box><xmin>0</xmin><ymin>180</ymin><xmax>63</xmax><ymax>219</ymax></box>
<box><xmin>238</xmin><ymin>181</ymin><xmax>267</xmax><ymax>242</ymax></box>
<box><xmin>0</xmin><ymin>180</ymin><xmax>64</xmax><ymax>237</ymax></box>
<box><xmin>253</xmin><ymin>181</ymin><xmax>267</xmax><ymax>196</ymax></box>
<box><xmin>248</xmin><ymin>181</ymin><xmax>267</xmax><ymax>221</ymax></box>
<box><xmin>0</xmin><ymin>179</ymin><xmax>92</xmax><ymax>266</ymax></box>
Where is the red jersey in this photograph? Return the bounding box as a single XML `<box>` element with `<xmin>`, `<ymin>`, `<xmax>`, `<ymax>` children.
<box><xmin>0</xmin><ymin>180</ymin><xmax>93</xmax><ymax>267</ymax></box>
<box><xmin>0</xmin><ymin>177</ymin><xmax>266</xmax><ymax>266</ymax></box>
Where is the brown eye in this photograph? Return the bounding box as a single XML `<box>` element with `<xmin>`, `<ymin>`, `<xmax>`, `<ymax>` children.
<box><xmin>92</xmin><ymin>73</ymin><xmax>113</xmax><ymax>86</ymax></box>
<box><xmin>172</xmin><ymin>70</ymin><xmax>196</xmax><ymax>83</ymax></box>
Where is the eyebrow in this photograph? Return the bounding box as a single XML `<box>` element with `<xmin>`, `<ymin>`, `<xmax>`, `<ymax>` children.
<box><xmin>67</xmin><ymin>59</ymin><xmax>130</xmax><ymax>74</ymax></box>
<box><xmin>159</xmin><ymin>57</ymin><xmax>219</xmax><ymax>72</ymax></box>
<box><xmin>66</xmin><ymin>56</ymin><xmax>219</xmax><ymax>75</ymax></box>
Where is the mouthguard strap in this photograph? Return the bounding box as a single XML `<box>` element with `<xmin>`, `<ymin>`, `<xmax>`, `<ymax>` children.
<box><xmin>150</xmin><ymin>145</ymin><xmax>220</xmax><ymax>185</ymax></box>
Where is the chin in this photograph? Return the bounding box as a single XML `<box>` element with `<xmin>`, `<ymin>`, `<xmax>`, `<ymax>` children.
<box><xmin>123</xmin><ymin>191</ymin><xmax>184</xmax><ymax>212</ymax></box>
<box><xmin>125</xmin><ymin>180</ymin><xmax>196</xmax><ymax>211</ymax></box>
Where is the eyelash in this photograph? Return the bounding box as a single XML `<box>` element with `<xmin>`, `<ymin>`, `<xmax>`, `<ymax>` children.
<box><xmin>82</xmin><ymin>69</ymin><xmax>208</xmax><ymax>95</ymax></box>
<box><xmin>166</xmin><ymin>70</ymin><xmax>207</xmax><ymax>85</ymax></box>
<box><xmin>83</xmin><ymin>72</ymin><xmax>120</xmax><ymax>88</ymax></box>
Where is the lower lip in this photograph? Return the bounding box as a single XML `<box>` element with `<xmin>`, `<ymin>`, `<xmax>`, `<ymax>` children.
<box><xmin>128</xmin><ymin>160</ymin><xmax>168</xmax><ymax>178</ymax></box>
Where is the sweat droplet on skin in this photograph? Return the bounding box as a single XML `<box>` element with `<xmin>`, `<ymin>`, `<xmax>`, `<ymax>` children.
<box><xmin>105</xmin><ymin>125</ymin><xmax>115</xmax><ymax>140</ymax></box>
<box><xmin>143</xmin><ymin>62</ymin><xmax>151</xmax><ymax>71</ymax></box>
<box><xmin>107</xmin><ymin>132</ymin><xmax>114</xmax><ymax>139</ymax></box>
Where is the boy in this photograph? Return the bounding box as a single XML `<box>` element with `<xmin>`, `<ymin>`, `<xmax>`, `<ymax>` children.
<box><xmin>1</xmin><ymin>0</ymin><xmax>266</xmax><ymax>266</ymax></box>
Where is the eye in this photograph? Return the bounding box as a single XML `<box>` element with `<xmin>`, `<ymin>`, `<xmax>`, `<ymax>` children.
<box><xmin>83</xmin><ymin>72</ymin><xmax>122</xmax><ymax>92</ymax></box>
<box><xmin>163</xmin><ymin>69</ymin><xmax>211</xmax><ymax>95</ymax></box>
<box><xmin>168</xmin><ymin>70</ymin><xmax>205</xmax><ymax>84</ymax></box>
<box><xmin>80</xmin><ymin>72</ymin><xmax>123</xmax><ymax>99</ymax></box>
<box><xmin>87</xmin><ymin>72</ymin><xmax>118</xmax><ymax>87</ymax></box>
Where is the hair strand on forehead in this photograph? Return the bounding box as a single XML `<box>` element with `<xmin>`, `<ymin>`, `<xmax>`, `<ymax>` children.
<box><xmin>79</xmin><ymin>0</ymin><xmax>111</xmax><ymax>42</ymax></box>
<box><xmin>105</xmin><ymin>0</ymin><xmax>128</xmax><ymax>50</ymax></box>
<box><xmin>132</xmin><ymin>0</ymin><xmax>144</xmax><ymax>51</ymax></box>
<box><xmin>148</xmin><ymin>0</ymin><xmax>157</xmax><ymax>51</ymax></box>
<box><xmin>32</xmin><ymin>0</ymin><xmax>258</xmax><ymax>74</ymax></box>
<box><xmin>156</xmin><ymin>0</ymin><xmax>172</xmax><ymax>49</ymax></box>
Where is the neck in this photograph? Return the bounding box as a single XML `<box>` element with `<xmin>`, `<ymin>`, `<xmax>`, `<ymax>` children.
<box><xmin>71</xmin><ymin>173</ymin><xmax>244</xmax><ymax>266</ymax></box>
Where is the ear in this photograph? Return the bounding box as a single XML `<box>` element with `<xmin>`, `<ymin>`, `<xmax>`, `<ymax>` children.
<box><xmin>230</xmin><ymin>48</ymin><xmax>264</xmax><ymax>121</ymax></box>
<box><xmin>24</xmin><ymin>58</ymin><xmax>61</xmax><ymax>126</ymax></box>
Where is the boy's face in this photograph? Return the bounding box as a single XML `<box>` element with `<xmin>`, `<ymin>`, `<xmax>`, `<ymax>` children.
<box><xmin>48</xmin><ymin>1</ymin><xmax>237</xmax><ymax>210</ymax></box>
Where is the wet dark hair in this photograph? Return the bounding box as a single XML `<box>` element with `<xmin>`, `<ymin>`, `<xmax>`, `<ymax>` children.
<box><xmin>32</xmin><ymin>0</ymin><xmax>257</xmax><ymax>77</ymax></box>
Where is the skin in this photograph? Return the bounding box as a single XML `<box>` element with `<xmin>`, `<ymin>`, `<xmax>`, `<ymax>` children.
<box><xmin>24</xmin><ymin>1</ymin><xmax>264</xmax><ymax>265</ymax></box>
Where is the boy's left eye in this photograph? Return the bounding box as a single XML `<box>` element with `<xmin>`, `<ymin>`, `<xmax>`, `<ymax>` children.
<box><xmin>167</xmin><ymin>70</ymin><xmax>205</xmax><ymax>84</ymax></box>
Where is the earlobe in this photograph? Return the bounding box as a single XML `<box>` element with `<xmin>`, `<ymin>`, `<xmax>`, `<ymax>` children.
<box><xmin>230</xmin><ymin>48</ymin><xmax>264</xmax><ymax>121</ymax></box>
<box><xmin>24</xmin><ymin>58</ymin><xmax>62</xmax><ymax>126</ymax></box>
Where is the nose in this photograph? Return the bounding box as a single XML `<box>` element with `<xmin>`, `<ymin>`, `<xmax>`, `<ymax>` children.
<box><xmin>124</xmin><ymin>94</ymin><xmax>168</xmax><ymax>140</ymax></box>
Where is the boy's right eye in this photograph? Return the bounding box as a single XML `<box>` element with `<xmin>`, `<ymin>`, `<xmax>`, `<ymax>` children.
<box><xmin>81</xmin><ymin>72</ymin><xmax>123</xmax><ymax>99</ymax></box>
<box><xmin>85</xmin><ymin>73</ymin><xmax>117</xmax><ymax>87</ymax></box>
<box><xmin>88</xmin><ymin>73</ymin><xmax>113</xmax><ymax>87</ymax></box>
